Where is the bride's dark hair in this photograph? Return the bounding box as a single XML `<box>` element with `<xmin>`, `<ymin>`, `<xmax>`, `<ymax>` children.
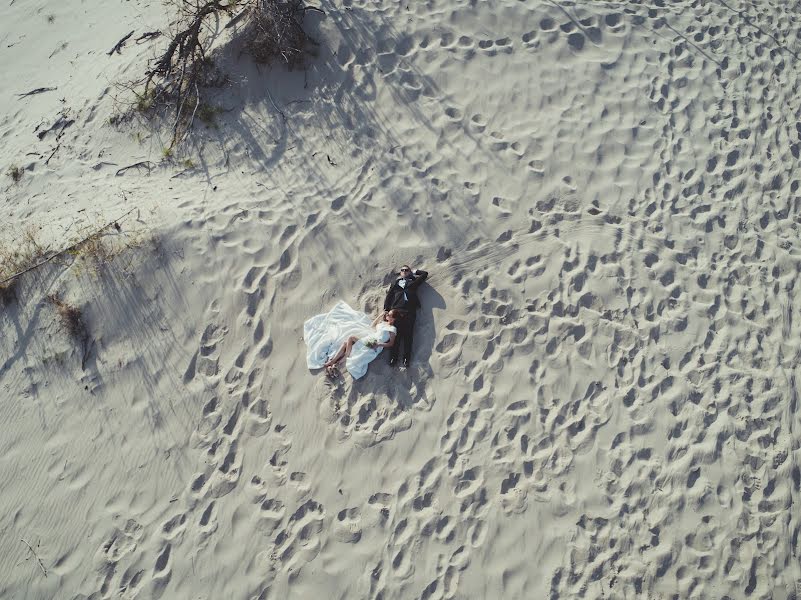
<box><xmin>386</xmin><ymin>309</ymin><xmax>404</xmax><ymax>321</ymax></box>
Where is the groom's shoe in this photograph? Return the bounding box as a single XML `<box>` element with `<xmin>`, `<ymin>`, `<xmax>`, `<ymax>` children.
<box><xmin>402</xmin><ymin>358</ymin><xmax>409</xmax><ymax>369</ymax></box>
<box><xmin>389</xmin><ymin>356</ymin><xmax>397</xmax><ymax>367</ymax></box>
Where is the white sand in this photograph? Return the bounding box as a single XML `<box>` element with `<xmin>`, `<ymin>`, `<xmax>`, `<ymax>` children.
<box><xmin>2</xmin><ymin>0</ymin><xmax>800</xmax><ymax>598</ymax></box>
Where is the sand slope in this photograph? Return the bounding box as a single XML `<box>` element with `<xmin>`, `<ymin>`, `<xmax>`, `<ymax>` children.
<box><xmin>2</xmin><ymin>0</ymin><xmax>801</xmax><ymax>598</ymax></box>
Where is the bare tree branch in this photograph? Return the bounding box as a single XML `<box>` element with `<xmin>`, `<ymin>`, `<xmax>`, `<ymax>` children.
<box><xmin>133</xmin><ymin>0</ymin><xmax>315</xmax><ymax>147</ymax></box>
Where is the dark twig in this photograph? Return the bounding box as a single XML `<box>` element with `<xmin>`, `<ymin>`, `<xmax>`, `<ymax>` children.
<box><xmin>264</xmin><ymin>85</ymin><xmax>285</xmax><ymax>120</ymax></box>
<box><xmin>135</xmin><ymin>30</ymin><xmax>162</xmax><ymax>43</ymax></box>
<box><xmin>108</xmin><ymin>30</ymin><xmax>135</xmax><ymax>55</ymax></box>
<box><xmin>115</xmin><ymin>161</ymin><xmax>156</xmax><ymax>176</ymax></box>
<box><xmin>224</xmin><ymin>7</ymin><xmax>250</xmax><ymax>29</ymax></box>
<box><xmin>20</xmin><ymin>539</ymin><xmax>47</xmax><ymax>578</ymax></box>
<box><xmin>45</xmin><ymin>144</ymin><xmax>60</xmax><ymax>165</ymax></box>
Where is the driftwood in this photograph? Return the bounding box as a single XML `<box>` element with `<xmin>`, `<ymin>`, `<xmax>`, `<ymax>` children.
<box><xmin>17</xmin><ymin>87</ymin><xmax>57</xmax><ymax>98</ymax></box>
<box><xmin>0</xmin><ymin>208</ymin><xmax>137</xmax><ymax>286</ymax></box>
<box><xmin>108</xmin><ymin>30</ymin><xmax>135</xmax><ymax>55</ymax></box>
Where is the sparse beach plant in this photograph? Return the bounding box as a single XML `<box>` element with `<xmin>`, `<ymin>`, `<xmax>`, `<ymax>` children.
<box><xmin>243</xmin><ymin>0</ymin><xmax>317</xmax><ymax>68</ymax></box>
<box><xmin>47</xmin><ymin>293</ymin><xmax>93</xmax><ymax>369</ymax></box>
<box><xmin>131</xmin><ymin>0</ymin><xmax>318</xmax><ymax>148</ymax></box>
<box><xmin>0</xmin><ymin>211</ymin><xmax>147</xmax><ymax>307</ymax></box>
<box><xmin>134</xmin><ymin>87</ymin><xmax>157</xmax><ymax>113</ymax></box>
<box><xmin>0</xmin><ymin>227</ymin><xmax>49</xmax><ymax>306</ymax></box>
<box><xmin>68</xmin><ymin>229</ymin><xmax>114</xmax><ymax>267</ymax></box>
<box><xmin>7</xmin><ymin>165</ymin><xmax>23</xmax><ymax>183</ymax></box>
<box><xmin>197</xmin><ymin>102</ymin><xmax>221</xmax><ymax>127</ymax></box>
<box><xmin>47</xmin><ymin>293</ymin><xmax>88</xmax><ymax>343</ymax></box>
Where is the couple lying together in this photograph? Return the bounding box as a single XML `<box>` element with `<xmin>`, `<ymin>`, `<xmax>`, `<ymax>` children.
<box><xmin>304</xmin><ymin>265</ymin><xmax>428</xmax><ymax>379</ymax></box>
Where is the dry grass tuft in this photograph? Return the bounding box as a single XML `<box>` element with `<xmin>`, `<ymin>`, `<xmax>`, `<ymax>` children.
<box><xmin>48</xmin><ymin>293</ymin><xmax>88</xmax><ymax>342</ymax></box>
<box><xmin>0</xmin><ymin>212</ymin><xmax>144</xmax><ymax>307</ymax></box>
<box><xmin>47</xmin><ymin>293</ymin><xmax>93</xmax><ymax>369</ymax></box>
<box><xmin>70</xmin><ymin>230</ymin><xmax>116</xmax><ymax>265</ymax></box>
<box><xmin>67</xmin><ymin>216</ymin><xmax>146</xmax><ymax>276</ymax></box>
<box><xmin>243</xmin><ymin>0</ymin><xmax>313</xmax><ymax>68</ymax></box>
<box><xmin>0</xmin><ymin>227</ymin><xmax>49</xmax><ymax>306</ymax></box>
<box><xmin>7</xmin><ymin>165</ymin><xmax>23</xmax><ymax>183</ymax></box>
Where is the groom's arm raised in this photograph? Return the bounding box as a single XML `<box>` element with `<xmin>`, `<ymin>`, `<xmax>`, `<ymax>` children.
<box><xmin>408</xmin><ymin>268</ymin><xmax>428</xmax><ymax>290</ymax></box>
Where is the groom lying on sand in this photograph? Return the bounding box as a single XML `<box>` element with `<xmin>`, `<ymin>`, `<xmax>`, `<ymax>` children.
<box><xmin>383</xmin><ymin>265</ymin><xmax>428</xmax><ymax>369</ymax></box>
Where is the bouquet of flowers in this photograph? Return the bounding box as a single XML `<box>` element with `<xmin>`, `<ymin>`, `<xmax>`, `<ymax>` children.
<box><xmin>363</xmin><ymin>336</ymin><xmax>379</xmax><ymax>349</ymax></box>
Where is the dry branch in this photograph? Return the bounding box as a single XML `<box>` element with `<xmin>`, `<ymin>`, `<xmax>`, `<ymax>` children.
<box><xmin>141</xmin><ymin>0</ymin><xmax>236</xmax><ymax>146</ymax></box>
<box><xmin>20</xmin><ymin>539</ymin><xmax>47</xmax><ymax>577</ymax></box>
<box><xmin>135</xmin><ymin>0</ymin><xmax>316</xmax><ymax>147</ymax></box>
<box><xmin>45</xmin><ymin>144</ymin><xmax>60</xmax><ymax>165</ymax></box>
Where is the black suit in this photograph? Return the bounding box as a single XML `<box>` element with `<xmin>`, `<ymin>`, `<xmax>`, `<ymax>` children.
<box><xmin>383</xmin><ymin>269</ymin><xmax>428</xmax><ymax>363</ymax></box>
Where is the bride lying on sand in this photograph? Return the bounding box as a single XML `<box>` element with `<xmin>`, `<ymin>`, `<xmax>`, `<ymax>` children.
<box><xmin>304</xmin><ymin>301</ymin><xmax>400</xmax><ymax>379</ymax></box>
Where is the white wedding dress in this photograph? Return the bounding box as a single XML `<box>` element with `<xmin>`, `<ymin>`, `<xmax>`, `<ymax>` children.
<box><xmin>304</xmin><ymin>301</ymin><xmax>397</xmax><ymax>379</ymax></box>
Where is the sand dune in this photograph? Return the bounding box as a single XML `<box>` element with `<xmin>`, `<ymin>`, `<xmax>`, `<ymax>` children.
<box><xmin>2</xmin><ymin>0</ymin><xmax>801</xmax><ymax>598</ymax></box>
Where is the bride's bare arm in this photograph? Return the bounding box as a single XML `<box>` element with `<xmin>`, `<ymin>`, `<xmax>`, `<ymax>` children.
<box><xmin>371</xmin><ymin>312</ymin><xmax>386</xmax><ymax>327</ymax></box>
<box><xmin>378</xmin><ymin>332</ymin><xmax>396</xmax><ymax>348</ymax></box>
